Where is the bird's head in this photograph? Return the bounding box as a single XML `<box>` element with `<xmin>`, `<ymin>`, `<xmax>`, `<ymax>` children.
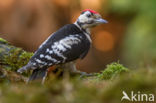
<box><xmin>75</xmin><ymin>9</ymin><xmax>108</xmax><ymax>30</ymax></box>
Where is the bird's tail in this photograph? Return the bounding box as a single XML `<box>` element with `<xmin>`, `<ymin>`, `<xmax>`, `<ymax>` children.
<box><xmin>17</xmin><ymin>63</ymin><xmax>32</xmax><ymax>73</ymax></box>
<box><xmin>27</xmin><ymin>68</ymin><xmax>48</xmax><ymax>84</ymax></box>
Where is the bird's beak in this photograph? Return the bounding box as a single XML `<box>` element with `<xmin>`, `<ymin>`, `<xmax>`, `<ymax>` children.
<box><xmin>95</xmin><ymin>18</ymin><xmax>108</xmax><ymax>24</ymax></box>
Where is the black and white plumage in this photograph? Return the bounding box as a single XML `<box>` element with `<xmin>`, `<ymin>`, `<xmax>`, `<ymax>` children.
<box><xmin>20</xmin><ymin>24</ymin><xmax>90</xmax><ymax>71</ymax></box>
<box><xmin>17</xmin><ymin>9</ymin><xmax>107</xmax><ymax>83</ymax></box>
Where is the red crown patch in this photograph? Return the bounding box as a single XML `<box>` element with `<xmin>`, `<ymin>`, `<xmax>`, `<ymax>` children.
<box><xmin>82</xmin><ymin>9</ymin><xmax>99</xmax><ymax>14</ymax></box>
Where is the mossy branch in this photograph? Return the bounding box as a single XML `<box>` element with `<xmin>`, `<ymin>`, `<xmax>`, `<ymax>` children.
<box><xmin>0</xmin><ymin>38</ymin><xmax>33</xmax><ymax>71</ymax></box>
<box><xmin>0</xmin><ymin>38</ymin><xmax>33</xmax><ymax>82</ymax></box>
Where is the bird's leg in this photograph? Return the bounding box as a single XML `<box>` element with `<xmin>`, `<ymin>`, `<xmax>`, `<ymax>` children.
<box><xmin>64</xmin><ymin>62</ymin><xmax>93</xmax><ymax>77</ymax></box>
<box><xmin>41</xmin><ymin>69</ymin><xmax>48</xmax><ymax>85</ymax></box>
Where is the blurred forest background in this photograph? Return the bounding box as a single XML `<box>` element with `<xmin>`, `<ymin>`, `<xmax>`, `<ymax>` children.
<box><xmin>0</xmin><ymin>0</ymin><xmax>156</xmax><ymax>72</ymax></box>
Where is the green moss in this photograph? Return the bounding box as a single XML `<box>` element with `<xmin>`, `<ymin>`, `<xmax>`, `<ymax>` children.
<box><xmin>4</xmin><ymin>48</ymin><xmax>33</xmax><ymax>71</ymax></box>
<box><xmin>0</xmin><ymin>38</ymin><xmax>9</xmax><ymax>44</ymax></box>
<box><xmin>0</xmin><ymin>67</ymin><xmax>156</xmax><ymax>103</ymax></box>
<box><xmin>0</xmin><ymin>38</ymin><xmax>33</xmax><ymax>72</ymax></box>
<box><xmin>101</xmin><ymin>68</ymin><xmax>156</xmax><ymax>103</ymax></box>
<box><xmin>97</xmin><ymin>62</ymin><xmax>129</xmax><ymax>80</ymax></box>
<box><xmin>0</xmin><ymin>38</ymin><xmax>32</xmax><ymax>81</ymax></box>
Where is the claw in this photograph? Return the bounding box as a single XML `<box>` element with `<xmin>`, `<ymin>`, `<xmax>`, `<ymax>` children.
<box><xmin>79</xmin><ymin>72</ymin><xmax>93</xmax><ymax>78</ymax></box>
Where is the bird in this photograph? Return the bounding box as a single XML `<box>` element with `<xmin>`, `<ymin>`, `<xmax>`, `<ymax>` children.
<box><xmin>17</xmin><ymin>9</ymin><xmax>108</xmax><ymax>83</ymax></box>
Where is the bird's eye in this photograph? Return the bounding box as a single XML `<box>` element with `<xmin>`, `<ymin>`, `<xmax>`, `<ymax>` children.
<box><xmin>86</xmin><ymin>14</ymin><xmax>91</xmax><ymax>18</ymax></box>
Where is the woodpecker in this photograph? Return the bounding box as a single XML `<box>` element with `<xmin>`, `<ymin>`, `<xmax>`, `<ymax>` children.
<box><xmin>17</xmin><ymin>9</ymin><xmax>108</xmax><ymax>83</ymax></box>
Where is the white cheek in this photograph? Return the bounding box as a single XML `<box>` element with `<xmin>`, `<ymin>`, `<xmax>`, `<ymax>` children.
<box><xmin>79</xmin><ymin>15</ymin><xmax>88</xmax><ymax>23</ymax></box>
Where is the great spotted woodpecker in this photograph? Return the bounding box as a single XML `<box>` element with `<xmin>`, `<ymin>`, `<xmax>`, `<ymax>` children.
<box><xmin>17</xmin><ymin>9</ymin><xmax>108</xmax><ymax>83</ymax></box>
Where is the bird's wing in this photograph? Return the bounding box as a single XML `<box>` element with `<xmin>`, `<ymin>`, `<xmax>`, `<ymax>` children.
<box><xmin>29</xmin><ymin>24</ymin><xmax>90</xmax><ymax>69</ymax></box>
<box><xmin>30</xmin><ymin>34</ymin><xmax>90</xmax><ymax>68</ymax></box>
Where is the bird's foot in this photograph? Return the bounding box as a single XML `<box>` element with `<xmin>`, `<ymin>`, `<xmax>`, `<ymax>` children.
<box><xmin>79</xmin><ymin>72</ymin><xmax>93</xmax><ymax>78</ymax></box>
